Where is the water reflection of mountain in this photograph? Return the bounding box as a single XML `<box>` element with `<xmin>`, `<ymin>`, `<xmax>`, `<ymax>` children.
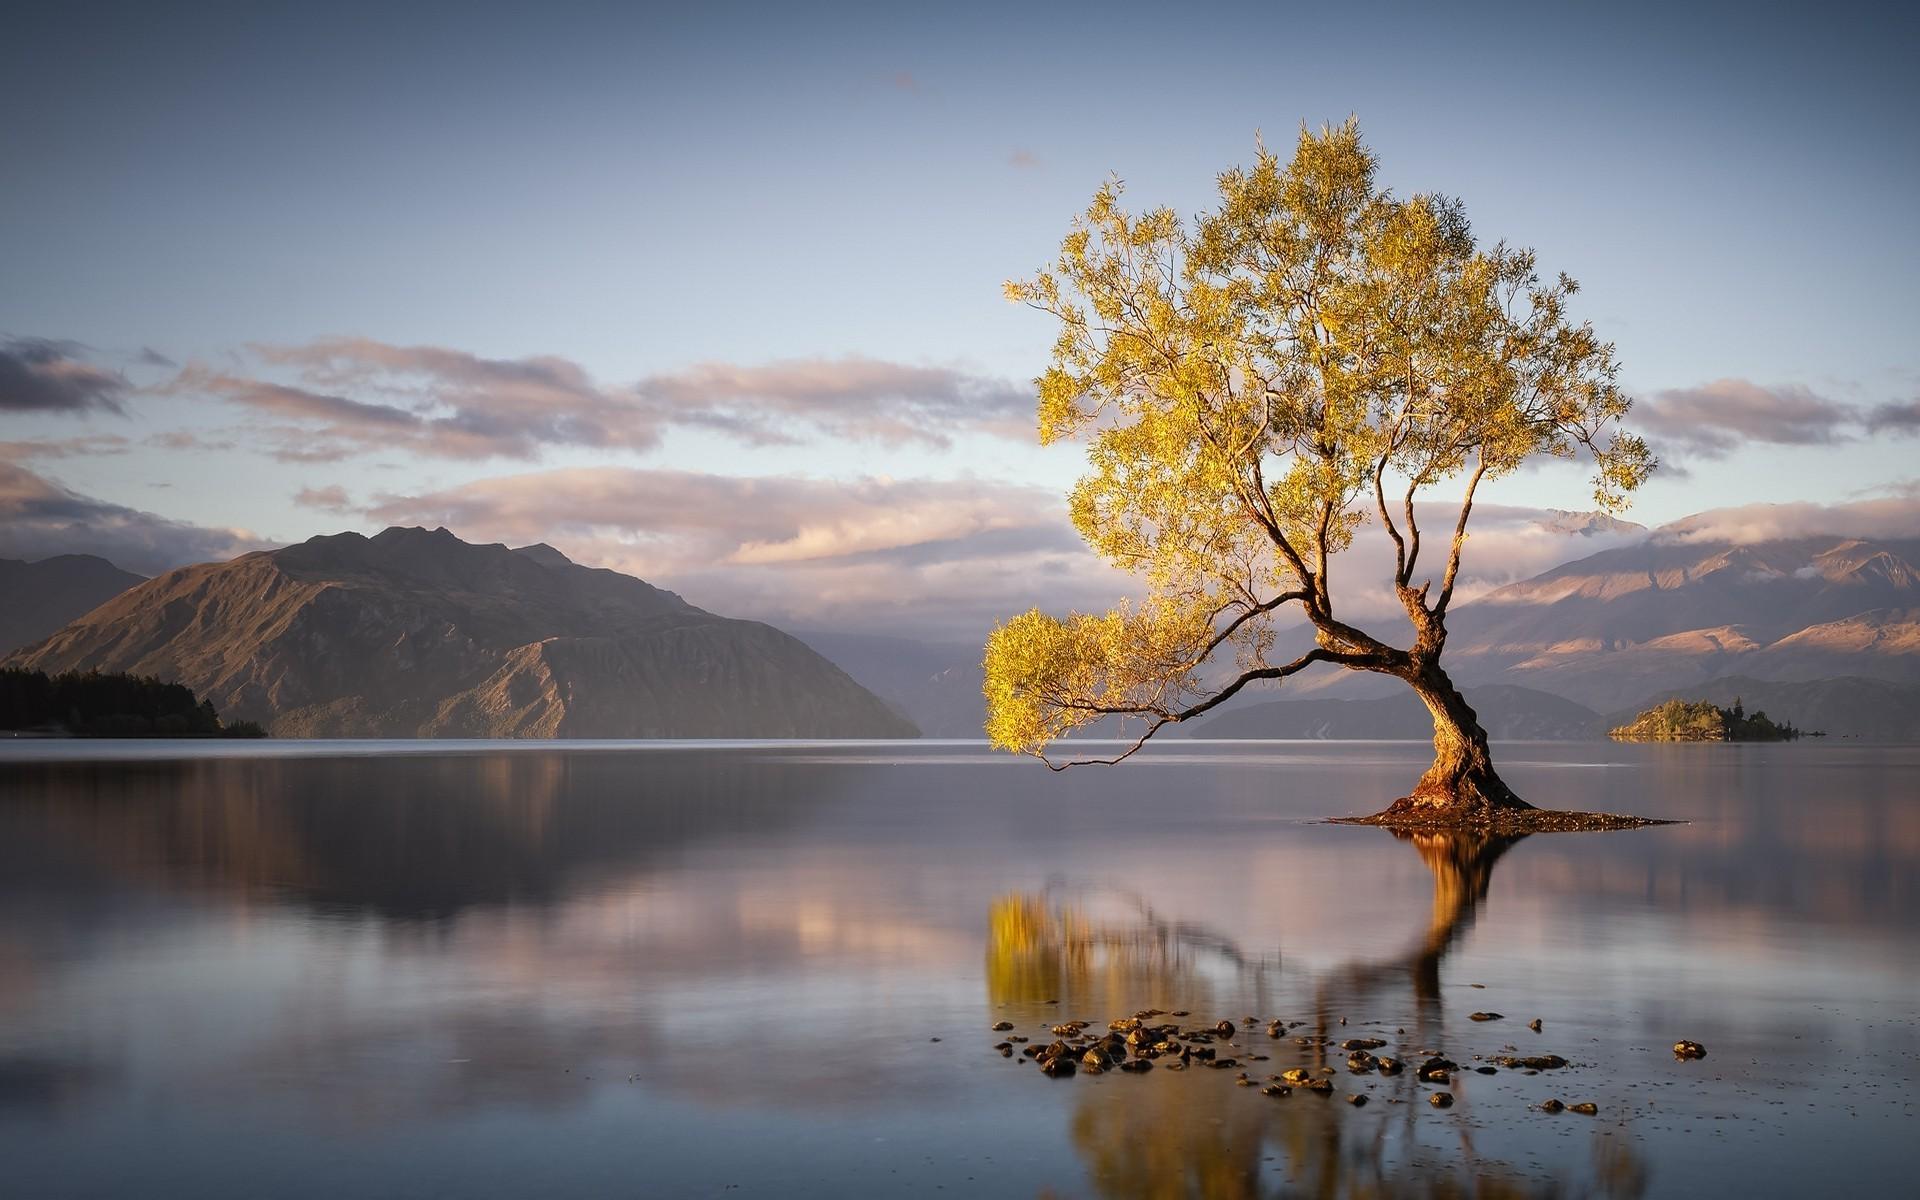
<box><xmin>992</xmin><ymin>831</ymin><xmax>1647</xmax><ymax>1199</ymax></box>
<box><xmin>0</xmin><ymin>752</ymin><xmax>840</xmax><ymax>918</ymax></box>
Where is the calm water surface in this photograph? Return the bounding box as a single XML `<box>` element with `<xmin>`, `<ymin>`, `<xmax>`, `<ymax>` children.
<box><xmin>0</xmin><ymin>740</ymin><xmax>1914</xmax><ymax>1197</ymax></box>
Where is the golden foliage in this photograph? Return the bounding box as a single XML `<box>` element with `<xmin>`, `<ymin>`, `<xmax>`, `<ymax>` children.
<box><xmin>987</xmin><ymin>120</ymin><xmax>1652</xmax><ymax>758</ymax></box>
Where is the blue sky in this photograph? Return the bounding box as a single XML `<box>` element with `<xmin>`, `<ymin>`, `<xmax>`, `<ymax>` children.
<box><xmin>3</xmin><ymin>0</ymin><xmax>1917</xmax><ymax>635</ymax></box>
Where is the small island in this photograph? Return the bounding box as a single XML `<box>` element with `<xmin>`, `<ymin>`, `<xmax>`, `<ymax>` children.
<box><xmin>0</xmin><ymin>668</ymin><xmax>266</xmax><ymax>738</ymax></box>
<box><xmin>1609</xmin><ymin>697</ymin><xmax>1805</xmax><ymax>742</ymax></box>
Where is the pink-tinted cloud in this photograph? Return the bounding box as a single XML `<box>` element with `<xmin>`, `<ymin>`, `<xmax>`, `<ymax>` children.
<box><xmin>0</xmin><ymin>434</ymin><xmax>132</xmax><ymax>460</ymax></box>
<box><xmin>294</xmin><ymin>485</ymin><xmax>354</xmax><ymax>513</ymax></box>
<box><xmin>165</xmin><ymin>340</ymin><xmax>1031</xmax><ymax>461</ymax></box>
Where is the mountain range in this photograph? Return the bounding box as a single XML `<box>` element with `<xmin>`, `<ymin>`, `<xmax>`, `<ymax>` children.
<box><xmin>5</xmin><ymin>514</ymin><xmax>1918</xmax><ymax>741</ymax></box>
<box><xmin>1438</xmin><ymin>532</ymin><xmax>1920</xmax><ymax>709</ymax></box>
<box><xmin>2</xmin><ymin>527</ymin><xmax>915</xmax><ymax>739</ymax></box>
<box><xmin>1179</xmin><ymin>675</ymin><xmax>1920</xmax><ymax>742</ymax></box>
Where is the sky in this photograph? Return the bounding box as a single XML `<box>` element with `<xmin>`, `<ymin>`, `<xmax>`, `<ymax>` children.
<box><xmin>3</xmin><ymin>0</ymin><xmax>1917</xmax><ymax>639</ymax></box>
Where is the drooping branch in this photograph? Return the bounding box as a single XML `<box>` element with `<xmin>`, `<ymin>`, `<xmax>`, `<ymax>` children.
<box><xmin>1034</xmin><ymin>645</ymin><xmax>1359</xmax><ymax>769</ymax></box>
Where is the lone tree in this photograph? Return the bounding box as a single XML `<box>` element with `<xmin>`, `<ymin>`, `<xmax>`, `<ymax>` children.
<box><xmin>984</xmin><ymin>121</ymin><xmax>1652</xmax><ymax>823</ymax></box>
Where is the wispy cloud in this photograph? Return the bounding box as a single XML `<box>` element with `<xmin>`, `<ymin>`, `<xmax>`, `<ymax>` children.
<box><xmin>1865</xmin><ymin>397</ymin><xmax>1920</xmax><ymax>433</ymax></box>
<box><xmin>1631</xmin><ymin>378</ymin><xmax>1920</xmax><ymax>472</ymax></box>
<box><xmin>294</xmin><ymin>484</ymin><xmax>353</xmax><ymax>513</ymax></box>
<box><xmin>1008</xmin><ymin>149</ymin><xmax>1041</xmax><ymax>170</ymax></box>
<box><xmin>162</xmin><ymin>340</ymin><xmax>1032</xmax><ymax>462</ymax></box>
<box><xmin>0</xmin><ymin>461</ymin><xmax>269</xmax><ymax>573</ymax></box>
<box><xmin>635</xmin><ymin>356</ymin><xmax>1031</xmax><ymax>447</ymax></box>
<box><xmin>0</xmin><ymin>434</ymin><xmax>132</xmax><ymax>460</ymax></box>
<box><xmin>0</xmin><ymin>338</ymin><xmax>130</xmax><ymax>415</ymax></box>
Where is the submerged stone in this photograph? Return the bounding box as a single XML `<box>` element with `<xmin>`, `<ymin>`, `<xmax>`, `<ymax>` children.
<box><xmin>1493</xmin><ymin>1054</ymin><xmax>1568</xmax><ymax>1071</ymax></box>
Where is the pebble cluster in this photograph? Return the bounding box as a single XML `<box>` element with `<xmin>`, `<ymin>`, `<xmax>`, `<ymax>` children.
<box><xmin>989</xmin><ymin>1008</ymin><xmax>1709</xmax><ymax>1117</ymax></box>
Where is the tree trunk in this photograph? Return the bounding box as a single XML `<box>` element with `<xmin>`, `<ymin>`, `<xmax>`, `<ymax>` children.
<box><xmin>1381</xmin><ymin>664</ymin><xmax>1533</xmax><ymax>817</ymax></box>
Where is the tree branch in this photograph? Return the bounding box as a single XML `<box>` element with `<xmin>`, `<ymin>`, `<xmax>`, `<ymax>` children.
<box><xmin>1035</xmin><ymin>646</ymin><xmax>1364</xmax><ymax>768</ymax></box>
<box><xmin>1434</xmin><ymin>458</ymin><xmax>1488</xmax><ymax>617</ymax></box>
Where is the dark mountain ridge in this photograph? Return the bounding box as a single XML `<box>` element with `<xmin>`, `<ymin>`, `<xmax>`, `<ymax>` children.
<box><xmin>4</xmin><ymin>527</ymin><xmax>915</xmax><ymax>739</ymax></box>
<box><xmin>0</xmin><ymin>553</ymin><xmax>146</xmax><ymax>656</ymax></box>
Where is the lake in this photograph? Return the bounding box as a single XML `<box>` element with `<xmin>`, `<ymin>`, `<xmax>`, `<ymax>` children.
<box><xmin>0</xmin><ymin>739</ymin><xmax>1914</xmax><ymax>1197</ymax></box>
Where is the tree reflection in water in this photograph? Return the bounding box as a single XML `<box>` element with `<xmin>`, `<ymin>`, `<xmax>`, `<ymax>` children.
<box><xmin>990</xmin><ymin>831</ymin><xmax>1646</xmax><ymax>1199</ymax></box>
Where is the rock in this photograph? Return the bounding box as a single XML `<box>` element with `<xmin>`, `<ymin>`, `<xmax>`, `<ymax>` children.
<box><xmin>1375</xmin><ymin>1057</ymin><xmax>1404</xmax><ymax>1076</ymax></box>
<box><xmin>1417</xmin><ymin>1057</ymin><xmax>1457</xmax><ymax>1084</ymax></box>
<box><xmin>929</xmin><ymin>1037</ymin><xmax>941</xmax><ymax>1042</ymax></box>
<box><xmin>1475</xmin><ymin>1066</ymin><xmax>1498</xmax><ymax>1075</ymax></box>
<box><xmin>1008</xmin><ymin>1035</ymin><xmax>1029</xmax><ymax>1043</ymax></box>
<box><xmin>991</xmin><ymin>1021</ymin><xmax>1014</xmax><ymax>1032</ymax></box>
<box><xmin>1540</xmin><ymin>1099</ymin><xmax>1565</xmax><ymax>1114</ymax></box>
<box><xmin>1673</xmin><ymin>1040</ymin><xmax>1707</xmax><ymax>1060</ymax></box>
<box><xmin>1493</xmin><ymin>1055</ymin><xmax>1568</xmax><ymax>1071</ymax></box>
<box><xmin>995</xmin><ymin>1043</ymin><xmax>1013</xmax><ymax>1056</ymax></box>
<box><xmin>1468</xmin><ymin>1012</ymin><xmax>1503</xmax><ymax>1022</ymax></box>
<box><xmin>1305</xmin><ymin>1078</ymin><xmax>1334</xmax><ymax>1095</ymax></box>
<box><xmin>1281</xmin><ymin>1068</ymin><xmax>1315</xmax><ymax>1086</ymax></box>
<box><xmin>1051</xmin><ymin>1021</ymin><xmax>1090</xmax><ymax>1036</ymax></box>
<box><xmin>1040</xmin><ymin>1057</ymin><xmax>1076</xmax><ymax>1077</ymax></box>
<box><xmin>1118</xmin><ymin>1058</ymin><xmax>1153</xmax><ymax>1073</ymax></box>
<box><xmin>1347</xmin><ymin>1052</ymin><xmax>1377</xmax><ymax>1073</ymax></box>
<box><xmin>1082</xmin><ymin>1048</ymin><xmax>1113</xmax><ymax>1069</ymax></box>
<box><xmin>1346</xmin><ymin>1093</ymin><xmax>1369</xmax><ymax>1107</ymax></box>
<box><xmin>1570</xmin><ymin>1102</ymin><xmax>1598</xmax><ymax>1115</ymax></box>
<box><xmin>1527</xmin><ymin>1019</ymin><xmax>1543</xmax><ymax>1033</ymax></box>
<box><xmin>1429</xmin><ymin>1091</ymin><xmax>1455</xmax><ymax>1108</ymax></box>
<box><xmin>1213</xmin><ymin>1020</ymin><xmax>1236</xmax><ymax>1037</ymax></box>
<box><xmin>1266</xmin><ymin>1021</ymin><xmax>1285</xmax><ymax>1039</ymax></box>
<box><xmin>1341</xmin><ymin>1038</ymin><xmax>1387</xmax><ymax>1051</ymax></box>
<box><xmin>1262</xmin><ymin>1084</ymin><xmax>1290</xmax><ymax>1097</ymax></box>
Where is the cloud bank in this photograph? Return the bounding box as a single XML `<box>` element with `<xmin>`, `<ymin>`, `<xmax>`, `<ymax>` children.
<box><xmin>0</xmin><ymin>338</ymin><xmax>130</xmax><ymax>415</ymax></box>
<box><xmin>0</xmin><ymin>462</ymin><xmax>269</xmax><ymax>574</ymax></box>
